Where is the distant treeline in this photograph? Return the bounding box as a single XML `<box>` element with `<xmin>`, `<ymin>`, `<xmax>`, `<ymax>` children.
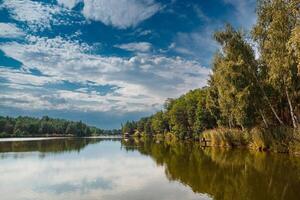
<box><xmin>122</xmin><ymin>0</ymin><xmax>300</xmax><ymax>139</ymax></box>
<box><xmin>0</xmin><ymin>116</ymin><xmax>121</xmax><ymax>137</ymax></box>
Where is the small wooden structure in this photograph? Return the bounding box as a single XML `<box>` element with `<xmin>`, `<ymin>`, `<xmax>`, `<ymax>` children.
<box><xmin>200</xmin><ymin>137</ymin><xmax>211</xmax><ymax>147</ymax></box>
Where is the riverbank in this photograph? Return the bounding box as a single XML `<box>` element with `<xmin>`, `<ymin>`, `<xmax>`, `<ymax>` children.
<box><xmin>201</xmin><ymin>127</ymin><xmax>300</xmax><ymax>154</ymax></box>
<box><xmin>128</xmin><ymin>127</ymin><xmax>300</xmax><ymax>154</ymax></box>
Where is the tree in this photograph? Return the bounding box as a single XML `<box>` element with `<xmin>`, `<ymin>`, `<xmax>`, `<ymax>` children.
<box><xmin>137</xmin><ymin>118</ymin><xmax>147</xmax><ymax>133</ymax></box>
<box><xmin>194</xmin><ymin>88</ymin><xmax>216</xmax><ymax>133</ymax></box>
<box><xmin>288</xmin><ymin>25</ymin><xmax>300</xmax><ymax>122</ymax></box>
<box><xmin>252</xmin><ymin>0</ymin><xmax>299</xmax><ymax>128</ymax></box>
<box><xmin>121</xmin><ymin>121</ymin><xmax>136</xmax><ymax>135</ymax></box>
<box><xmin>168</xmin><ymin>98</ymin><xmax>190</xmax><ymax>138</ymax></box>
<box><xmin>151</xmin><ymin>111</ymin><xmax>169</xmax><ymax>134</ymax></box>
<box><xmin>212</xmin><ymin>25</ymin><xmax>259</xmax><ymax>129</ymax></box>
<box><xmin>184</xmin><ymin>89</ymin><xmax>202</xmax><ymax>133</ymax></box>
<box><xmin>144</xmin><ymin>119</ymin><xmax>153</xmax><ymax>135</ymax></box>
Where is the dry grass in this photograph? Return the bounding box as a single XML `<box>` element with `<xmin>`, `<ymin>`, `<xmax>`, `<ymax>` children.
<box><xmin>202</xmin><ymin>128</ymin><xmax>250</xmax><ymax>147</ymax></box>
<box><xmin>202</xmin><ymin>127</ymin><xmax>300</xmax><ymax>153</ymax></box>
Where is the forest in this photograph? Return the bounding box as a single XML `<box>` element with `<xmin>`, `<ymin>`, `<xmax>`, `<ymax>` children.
<box><xmin>0</xmin><ymin>115</ymin><xmax>121</xmax><ymax>137</ymax></box>
<box><xmin>122</xmin><ymin>0</ymin><xmax>300</xmax><ymax>151</ymax></box>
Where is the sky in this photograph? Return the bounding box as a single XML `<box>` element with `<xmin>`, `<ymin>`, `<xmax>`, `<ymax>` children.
<box><xmin>0</xmin><ymin>0</ymin><xmax>257</xmax><ymax>129</ymax></box>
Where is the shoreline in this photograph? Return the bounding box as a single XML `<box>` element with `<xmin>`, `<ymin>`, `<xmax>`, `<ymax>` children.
<box><xmin>124</xmin><ymin>126</ymin><xmax>300</xmax><ymax>154</ymax></box>
<box><xmin>0</xmin><ymin>135</ymin><xmax>122</xmax><ymax>142</ymax></box>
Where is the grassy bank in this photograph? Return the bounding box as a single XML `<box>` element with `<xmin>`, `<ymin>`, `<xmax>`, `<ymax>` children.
<box><xmin>201</xmin><ymin>127</ymin><xmax>300</xmax><ymax>154</ymax></box>
<box><xmin>126</xmin><ymin>127</ymin><xmax>300</xmax><ymax>154</ymax></box>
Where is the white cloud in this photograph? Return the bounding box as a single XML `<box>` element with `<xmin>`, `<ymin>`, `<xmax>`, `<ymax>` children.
<box><xmin>0</xmin><ymin>67</ymin><xmax>59</xmax><ymax>86</ymax></box>
<box><xmin>1</xmin><ymin>0</ymin><xmax>79</xmax><ymax>31</ymax></box>
<box><xmin>0</xmin><ymin>23</ymin><xmax>24</xmax><ymax>38</ymax></box>
<box><xmin>1</xmin><ymin>0</ymin><xmax>161</xmax><ymax>30</ymax></box>
<box><xmin>138</xmin><ymin>30</ymin><xmax>152</xmax><ymax>36</ymax></box>
<box><xmin>81</xmin><ymin>0</ymin><xmax>161</xmax><ymax>29</ymax></box>
<box><xmin>115</xmin><ymin>42</ymin><xmax>152</xmax><ymax>52</ymax></box>
<box><xmin>57</xmin><ymin>0</ymin><xmax>80</xmax><ymax>9</ymax></box>
<box><xmin>0</xmin><ymin>36</ymin><xmax>210</xmax><ymax>113</ymax></box>
<box><xmin>0</xmin><ymin>91</ymin><xmax>57</xmax><ymax>110</ymax></box>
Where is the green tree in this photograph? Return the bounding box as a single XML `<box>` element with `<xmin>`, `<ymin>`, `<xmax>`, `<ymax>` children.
<box><xmin>168</xmin><ymin>98</ymin><xmax>190</xmax><ymax>138</ymax></box>
<box><xmin>121</xmin><ymin>121</ymin><xmax>136</xmax><ymax>135</ymax></box>
<box><xmin>252</xmin><ymin>0</ymin><xmax>299</xmax><ymax>128</ymax></box>
<box><xmin>212</xmin><ymin>25</ymin><xmax>259</xmax><ymax>129</ymax></box>
<box><xmin>194</xmin><ymin>88</ymin><xmax>216</xmax><ymax>133</ymax></box>
<box><xmin>151</xmin><ymin>111</ymin><xmax>169</xmax><ymax>134</ymax></box>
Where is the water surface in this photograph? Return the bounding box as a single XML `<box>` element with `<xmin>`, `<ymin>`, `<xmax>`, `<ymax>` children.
<box><xmin>0</xmin><ymin>138</ymin><xmax>300</xmax><ymax>200</ymax></box>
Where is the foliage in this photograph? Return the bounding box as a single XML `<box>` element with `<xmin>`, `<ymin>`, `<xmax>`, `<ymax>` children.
<box><xmin>0</xmin><ymin>115</ymin><xmax>118</xmax><ymax>137</ymax></box>
<box><xmin>122</xmin><ymin>0</ymin><xmax>300</xmax><ymax>141</ymax></box>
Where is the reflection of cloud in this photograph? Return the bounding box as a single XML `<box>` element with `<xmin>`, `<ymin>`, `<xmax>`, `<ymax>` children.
<box><xmin>0</xmin><ymin>141</ymin><xmax>210</xmax><ymax>200</ymax></box>
<box><xmin>36</xmin><ymin>177</ymin><xmax>113</xmax><ymax>195</ymax></box>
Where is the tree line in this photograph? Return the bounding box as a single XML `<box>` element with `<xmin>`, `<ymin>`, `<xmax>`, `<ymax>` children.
<box><xmin>0</xmin><ymin>115</ymin><xmax>121</xmax><ymax>137</ymax></box>
<box><xmin>122</xmin><ymin>0</ymin><xmax>300</xmax><ymax>139</ymax></box>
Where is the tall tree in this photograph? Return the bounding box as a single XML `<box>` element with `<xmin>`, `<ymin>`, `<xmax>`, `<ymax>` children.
<box><xmin>252</xmin><ymin>0</ymin><xmax>299</xmax><ymax>128</ymax></box>
<box><xmin>212</xmin><ymin>25</ymin><xmax>260</xmax><ymax>129</ymax></box>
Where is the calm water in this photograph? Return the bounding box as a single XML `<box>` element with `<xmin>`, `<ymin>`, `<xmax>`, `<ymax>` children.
<box><xmin>0</xmin><ymin>138</ymin><xmax>300</xmax><ymax>200</ymax></box>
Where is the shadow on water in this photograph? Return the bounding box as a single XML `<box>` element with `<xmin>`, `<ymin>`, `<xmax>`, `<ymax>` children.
<box><xmin>122</xmin><ymin>138</ymin><xmax>300</xmax><ymax>200</ymax></box>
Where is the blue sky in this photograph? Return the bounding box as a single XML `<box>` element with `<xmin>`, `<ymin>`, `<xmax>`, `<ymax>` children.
<box><xmin>0</xmin><ymin>0</ymin><xmax>257</xmax><ymax>129</ymax></box>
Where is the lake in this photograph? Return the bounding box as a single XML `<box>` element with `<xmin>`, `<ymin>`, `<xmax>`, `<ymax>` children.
<box><xmin>0</xmin><ymin>137</ymin><xmax>300</xmax><ymax>200</ymax></box>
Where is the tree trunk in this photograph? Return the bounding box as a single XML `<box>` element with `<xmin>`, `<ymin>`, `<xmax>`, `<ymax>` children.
<box><xmin>250</xmin><ymin>69</ymin><xmax>284</xmax><ymax>125</ymax></box>
<box><xmin>285</xmin><ymin>88</ymin><xmax>298</xmax><ymax>128</ymax></box>
<box><xmin>261</xmin><ymin>87</ymin><xmax>284</xmax><ymax>125</ymax></box>
<box><xmin>228</xmin><ymin>115</ymin><xmax>232</xmax><ymax>130</ymax></box>
<box><xmin>259</xmin><ymin>109</ymin><xmax>268</xmax><ymax>128</ymax></box>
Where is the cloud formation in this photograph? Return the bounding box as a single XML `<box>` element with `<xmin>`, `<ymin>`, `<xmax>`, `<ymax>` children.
<box><xmin>81</xmin><ymin>0</ymin><xmax>161</xmax><ymax>29</ymax></box>
<box><xmin>115</xmin><ymin>42</ymin><xmax>152</xmax><ymax>52</ymax></box>
<box><xmin>0</xmin><ymin>23</ymin><xmax>25</xmax><ymax>38</ymax></box>
<box><xmin>0</xmin><ymin>0</ymin><xmax>256</xmax><ymax>127</ymax></box>
<box><xmin>1</xmin><ymin>0</ymin><xmax>81</xmax><ymax>31</ymax></box>
<box><xmin>0</xmin><ymin>35</ymin><xmax>210</xmax><ymax>113</ymax></box>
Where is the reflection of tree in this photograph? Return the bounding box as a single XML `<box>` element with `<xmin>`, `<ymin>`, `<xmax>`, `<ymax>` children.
<box><xmin>0</xmin><ymin>138</ymin><xmax>120</xmax><ymax>155</ymax></box>
<box><xmin>122</xmin><ymin>138</ymin><xmax>300</xmax><ymax>200</ymax></box>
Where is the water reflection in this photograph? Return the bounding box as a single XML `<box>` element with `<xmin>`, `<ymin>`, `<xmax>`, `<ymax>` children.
<box><xmin>0</xmin><ymin>138</ymin><xmax>208</xmax><ymax>200</ymax></box>
<box><xmin>1</xmin><ymin>138</ymin><xmax>299</xmax><ymax>200</ymax></box>
<box><xmin>122</xmin><ymin>138</ymin><xmax>300</xmax><ymax>200</ymax></box>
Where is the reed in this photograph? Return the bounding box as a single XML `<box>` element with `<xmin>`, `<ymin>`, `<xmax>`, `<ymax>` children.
<box><xmin>202</xmin><ymin>127</ymin><xmax>300</xmax><ymax>153</ymax></box>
